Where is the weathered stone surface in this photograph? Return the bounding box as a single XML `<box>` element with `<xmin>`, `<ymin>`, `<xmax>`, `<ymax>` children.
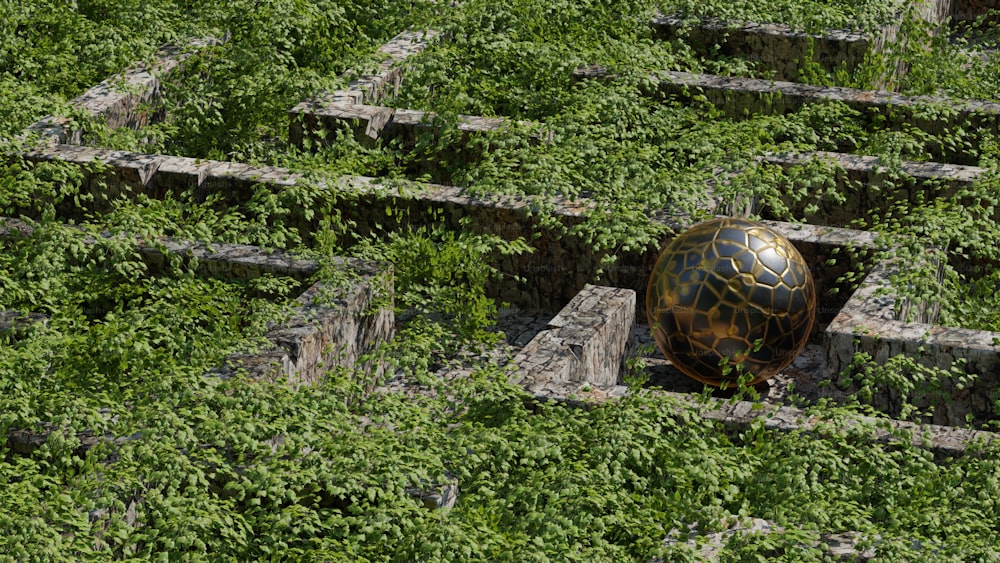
<box><xmin>360</xmin><ymin>29</ymin><xmax>438</xmax><ymax>100</ymax></box>
<box><xmin>200</xmin><ymin>160</ymin><xmax>302</xmax><ymax>206</ymax></box>
<box><xmin>18</xmin><ymin>145</ymin><xmax>304</xmax><ymax>215</ymax></box>
<box><xmin>825</xmin><ymin>259</ymin><xmax>1000</xmax><ymax>426</ymax></box>
<box><xmin>375</xmin><ymin>301</ymin><xmax>1000</xmax><ymax>459</ymax></box>
<box><xmin>21</xmin><ymin>115</ymin><xmax>80</xmax><ymax>146</ymax></box>
<box><xmin>514</xmin><ymin>352</ymin><xmax>1000</xmax><ymax>457</ymax></box>
<box><xmin>657</xmin><ymin>517</ymin><xmax>879</xmax><ymax>561</ymax></box>
<box><xmin>153</xmin><ymin>154</ymin><xmax>214</xmax><ymax>197</ymax></box>
<box><xmin>767</xmin><ymin>151</ymin><xmax>985</xmax><ymax>190</ymax></box>
<box><xmin>22</xmin><ymin>38</ymin><xmax>218</xmax><ymax>146</ymax></box>
<box><xmin>950</xmin><ymin>0</ymin><xmax>999</xmax><ymax>24</ymax></box>
<box><xmin>405</xmin><ymin>474</ymin><xmax>459</xmax><ymax>510</ymax></box>
<box><xmin>652</xmin><ymin>15</ymin><xmax>870</xmax><ymax>81</ymax></box>
<box><xmin>278</xmin><ymin>258</ymin><xmax>394</xmax><ymax>388</ymax></box>
<box><xmin>669</xmin><ymin>387</ymin><xmax>1000</xmax><ymax>457</ymax></box>
<box><xmin>332</xmin><ymin>28</ymin><xmax>437</xmax><ymax>106</ymax></box>
<box><xmin>763</xmin><ymin>151</ymin><xmax>988</xmax><ymax>226</ymax></box>
<box><xmin>511</xmin><ymin>285</ymin><xmax>636</xmax><ymax>388</ymax></box>
<box><xmin>289</xmin><ymin>28</ymin><xmax>438</xmax><ymax>144</ymax></box>
<box><xmin>294</xmin><ymin>102</ymin><xmax>396</xmax><ymax>145</ymax></box>
<box><xmin>292</xmin><ymin>101</ymin><xmax>549</xmax><ymax>149</ymax></box>
<box><xmin>656</xmin><ymin>70</ymin><xmax>1000</xmax><ymax>159</ymax></box>
<box><xmin>139</xmin><ymin>238</ymin><xmax>319</xmax><ymax>280</ymax></box>
<box><xmin>21</xmin><ymin>145</ymin><xmax>163</xmax><ymax>216</ymax></box>
<box><xmin>338</xmin><ymin>176</ymin><xmax>871</xmax><ymax>316</ymax></box>
<box><xmin>0</xmin><ymin>310</ymin><xmax>48</xmax><ymax>343</ymax></box>
<box><xmin>324</xmin><ymin>177</ymin><xmax>595</xmax><ymax>309</ymax></box>
<box><xmin>6</xmin><ymin>421</ymin><xmax>142</xmax><ymax>458</ymax></box>
<box><xmin>147</xmin><ymin>248</ymin><xmax>395</xmax><ymax>389</ymax></box>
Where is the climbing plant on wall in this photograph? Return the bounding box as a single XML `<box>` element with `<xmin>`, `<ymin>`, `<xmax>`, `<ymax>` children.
<box><xmin>3</xmin><ymin>0</ymin><xmax>1000</xmax><ymax>560</ymax></box>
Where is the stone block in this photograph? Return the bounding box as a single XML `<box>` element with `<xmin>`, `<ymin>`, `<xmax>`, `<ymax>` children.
<box><xmin>655</xmin><ymin>70</ymin><xmax>1000</xmax><ymax>162</ymax></box>
<box><xmin>138</xmin><ymin>238</ymin><xmax>318</xmax><ymax>280</ymax></box>
<box><xmin>657</xmin><ymin>517</ymin><xmax>879</xmax><ymax>561</ymax></box>
<box><xmin>652</xmin><ymin>14</ymin><xmax>870</xmax><ymax>81</ymax></box>
<box><xmin>291</xmin><ymin>98</ymin><xmax>552</xmax><ymax>150</ymax></box>
<box><xmin>20</xmin><ymin>38</ymin><xmax>218</xmax><ymax>146</ymax></box>
<box><xmin>201</xmin><ymin>161</ymin><xmax>303</xmax><ymax>205</ymax></box>
<box><xmin>152</xmin><ymin>155</ymin><xmax>213</xmax><ymax>198</ymax></box>
<box><xmin>0</xmin><ymin>310</ymin><xmax>47</xmax><ymax>343</ymax></box>
<box><xmin>824</xmin><ymin>260</ymin><xmax>1000</xmax><ymax>425</ymax></box>
<box><xmin>405</xmin><ymin>474</ymin><xmax>459</xmax><ymax>510</ymax></box>
<box><xmin>21</xmin><ymin>116</ymin><xmax>80</xmax><ymax>146</ymax></box>
<box><xmin>143</xmin><ymin>243</ymin><xmax>393</xmax><ymax>389</ymax></box>
<box><xmin>289</xmin><ymin>27</ymin><xmax>437</xmax><ymax>145</ymax></box>
<box><xmin>20</xmin><ymin>145</ymin><xmax>164</xmax><ymax>215</ymax></box>
<box><xmin>274</xmin><ymin>258</ymin><xmax>394</xmax><ymax>388</ymax></box>
<box><xmin>512</xmin><ymin>284</ymin><xmax>636</xmax><ymax>389</ymax></box>
<box><xmin>198</xmin><ymin>161</ymin><xmax>263</xmax><ymax>204</ymax></box>
<box><xmin>762</xmin><ymin>151</ymin><xmax>987</xmax><ymax>226</ymax></box>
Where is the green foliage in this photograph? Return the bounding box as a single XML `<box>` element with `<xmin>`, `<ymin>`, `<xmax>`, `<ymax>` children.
<box><xmin>0</xmin><ymin>0</ymin><xmax>192</xmax><ymax>137</ymax></box>
<box><xmin>843</xmin><ymin>351</ymin><xmax>976</xmax><ymax>422</ymax></box>
<box><xmin>5</xmin><ymin>0</ymin><xmax>1000</xmax><ymax>559</ymax></box>
<box><xmin>663</xmin><ymin>0</ymin><xmax>901</xmax><ymax>33</ymax></box>
<box><xmin>0</xmin><ymin>0</ymin><xmax>437</xmax><ymax>157</ymax></box>
<box><xmin>351</xmin><ymin>212</ymin><xmax>530</xmax><ymax>370</ymax></box>
<box><xmin>0</xmin><ymin>223</ymin><xmax>293</xmax><ymax>424</ymax></box>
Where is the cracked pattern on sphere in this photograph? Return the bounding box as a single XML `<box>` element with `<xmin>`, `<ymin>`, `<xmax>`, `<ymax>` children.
<box><xmin>646</xmin><ymin>217</ymin><xmax>816</xmax><ymax>386</ymax></box>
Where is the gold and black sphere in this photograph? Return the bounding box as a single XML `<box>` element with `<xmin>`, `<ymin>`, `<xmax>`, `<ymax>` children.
<box><xmin>646</xmin><ymin>217</ymin><xmax>816</xmax><ymax>386</ymax></box>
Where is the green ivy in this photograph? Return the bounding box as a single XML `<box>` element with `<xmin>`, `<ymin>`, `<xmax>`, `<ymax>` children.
<box><xmin>5</xmin><ymin>0</ymin><xmax>1000</xmax><ymax>559</ymax></box>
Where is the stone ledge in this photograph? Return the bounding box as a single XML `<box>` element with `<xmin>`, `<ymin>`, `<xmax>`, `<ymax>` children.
<box><xmin>139</xmin><ymin>238</ymin><xmax>320</xmax><ymax>281</ymax></box>
<box><xmin>0</xmin><ymin>310</ymin><xmax>48</xmax><ymax>341</ymax></box>
<box><xmin>761</xmin><ymin>151</ymin><xmax>989</xmax><ymax>226</ymax></box>
<box><xmin>289</xmin><ymin>28</ymin><xmax>438</xmax><ymax>145</ymax></box>
<box><xmin>765</xmin><ymin>151</ymin><xmax>986</xmax><ymax>188</ymax></box>
<box><xmin>652</xmin><ymin>14</ymin><xmax>870</xmax><ymax>81</ymax></box>
<box><xmin>0</xmin><ymin>217</ymin><xmax>394</xmax><ymax>389</ymax></box>
<box><xmin>825</xmin><ymin>259</ymin><xmax>1000</xmax><ymax>426</ymax></box>
<box><xmin>530</xmin><ymin>381</ymin><xmax>1000</xmax><ymax>459</ymax></box>
<box><xmin>19</xmin><ymin>144</ymin><xmax>303</xmax><ymax>215</ymax></box>
<box><xmin>210</xmin><ymin>257</ymin><xmax>393</xmax><ymax>388</ymax></box>
<box><xmin>290</xmin><ymin>101</ymin><xmax>550</xmax><ymax>148</ymax></box>
<box><xmin>657</xmin><ymin>517</ymin><xmax>878</xmax><ymax>561</ymax></box>
<box><xmin>511</xmin><ymin>284</ymin><xmax>636</xmax><ymax>388</ymax></box>
<box><xmin>22</xmin><ymin>38</ymin><xmax>218</xmax><ymax>146</ymax></box>
<box><xmin>5</xmin><ymin>423</ymin><xmax>143</xmax><ymax>458</ymax></box>
<box><xmin>654</xmin><ymin>70</ymin><xmax>1000</xmax><ymax>161</ymax></box>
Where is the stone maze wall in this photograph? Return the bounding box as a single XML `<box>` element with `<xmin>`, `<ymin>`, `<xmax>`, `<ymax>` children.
<box><xmin>284</xmin><ymin>23</ymin><xmax>1000</xmax><ymax>429</ymax></box>
<box><xmin>7</xmin><ymin>3</ymin><xmax>1000</xmax><ymax>553</ymax></box>
<box><xmin>12</xmin><ymin>6</ymin><xmax>1000</xmax><ymax>429</ymax></box>
<box><xmin>22</xmin><ymin>39</ymin><xmax>219</xmax><ymax>146</ymax></box>
<box><xmin>762</xmin><ymin>151</ymin><xmax>988</xmax><ymax>226</ymax></box>
<box><xmin>0</xmin><ymin>217</ymin><xmax>394</xmax><ymax>389</ymax></box>
<box><xmin>652</xmin><ymin>14</ymin><xmax>871</xmax><ymax>82</ymax></box>
<box><xmin>951</xmin><ymin>0</ymin><xmax>1000</xmax><ymax>23</ymax></box>
<box><xmin>654</xmin><ymin>70</ymin><xmax>1000</xmax><ymax>157</ymax></box>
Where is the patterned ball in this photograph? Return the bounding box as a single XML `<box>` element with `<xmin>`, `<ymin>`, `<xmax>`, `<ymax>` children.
<box><xmin>646</xmin><ymin>217</ymin><xmax>816</xmax><ymax>386</ymax></box>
